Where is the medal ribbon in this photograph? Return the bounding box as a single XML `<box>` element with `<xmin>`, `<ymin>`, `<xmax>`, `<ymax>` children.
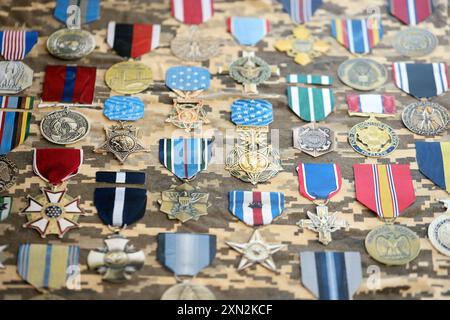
<box><xmin>278</xmin><ymin>0</ymin><xmax>323</xmax><ymax>24</ymax></box>
<box><xmin>389</xmin><ymin>0</ymin><xmax>434</xmax><ymax>25</ymax></box>
<box><xmin>353</xmin><ymin>164</ymin><xmax>416</xmax><ymax>219</ymax></box>
<box><xmin>392</xmin><ymin>62</ymin><xmax>449</xmax><ymax>99</ymax></box>
<box><xmin>166</xmin><ymin>66</ymin><xmax>211</xmax><ymax>92</ymax></box>
<box><xmin>0</xmin><ymin>30</ymin><xmax>38</xmax><ymax>61</ymax></box>
<box><xmin>17</xmin><ymin>244</ymin><xmax>80</xmax><ymax>290</ymax></box>
<box><xmin>157</xmin><ymin>233</ymin><xmax>216</xmax><ymax>276</ymax></box>
<box><xmin>159</xmin><ymin>138</ymin><xmax>213</xmax><ymax>180</ymax></box>
<box><xmin>96</xmin><ymin>171</ymin><xmax>146</xmax><ymax>185</ymax></box>
<box><xmin>103</xmin><ymin>96</ymin><xmax>145</xmax><ymax>121</ymax></box>
<box><xmin>171</xmin><ymin>0</ymin><xmax>214</xmax><ymax>25</ymax></box>
<box><xmin>297</xmin><ymin>163</ymin><xmax>341</xmax><ymax>201</ymax></box>
<box><xmin>231</xmin><ymin>99</ymin><xmax>273</xmax><ymax>127</ymax></box>
<box><xmin>228</xmin><ymin>191</ymin><xmax>284</xmax><ymax>227</ymax></box>
<box><xmin>54</xmin><ymin>0</ymin><xmax>101</xmax><ymax>25</ymax></box>
<box><xmin>227</xmin><ymin>17</ymin><xmax>270</xmax><ymax>46</ymax></box>
<box><xmin>107</xmin><ymin>22</ymin><xmax>161</xmax><ymax>58</ymax></box>
<box><xmin>415</xmin><ymin>142</ymin><xmax>450</xmax><ymax>193</ymax></box>
<box><xmin>346</xmin><ymin>94</ymin><xmax>396</xmax><ymax>116</ymax></box>
<box><xmin>331</xmin><ymin>18</ymin><xmax>383</xmax><ymax>54</ymax></box>
<box><xmin>33</xmin><ymin>148</ymin><xmax>83</xmax><ymax>185</ymax></box>
<box><xmin>287</xmin><ymin>87</ymin><xmax>334</xmax><ymax>122</ymax></box>
<box><xmin>42</xmin><ymin>65</ymin><xmax>97</xmax><ymax>104</ymax></box>
<box><xmin>94</xmin><ymin>187</ymin><xmax>147</xmax><ymax>228</ymax></box>
<box><xmin>286</xmin><ymin>74</ymin><xmax>333</xmax><ymax>85</ymax></box>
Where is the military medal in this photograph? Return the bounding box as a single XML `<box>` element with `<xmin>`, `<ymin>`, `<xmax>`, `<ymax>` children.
<box><xmin>389</xmin><ymin>0</ymin><xmax>435</xmax><ymax>25</ymax></box>
<box><xmin>393</xmin><ymin>28</ymin><xmax>437</xmax><ymax>57</ymax></box>
<box><xmin>228</xmin><ymin>191</ymin><xmax>285</xmax><ymax>226</ymax></box>
<box><xmin>105</xmin><ymin>21</ymin><xmax>160</xmax><ymax>94</ymax></box>
<box><xmin>415</xmin><ymin>142</ymin><xmax>450</xmax><ymax>193</ymax></box>
<box><xmin>347</xmin><ymin>94</ymin><xmax>399</xmax><ymax>157</ymax></box>
<box><xmin>300</xmin><ymin>251</ymin><xmax>362</xmax><ymax>300</ymax></box>
<box><xmin>274</xmin><ymin>25</ymin><xmax>329</xmax><ymax>66</ymax></box>
<box><xmin>165</xmin><ymin>66</ymin><xmax>211</xmax><ymax>132</ymax></box>
<box><xmin>277</xmin><ymin>0</ymin><xmax>323</xmax><ymax>24</ymax></box>
<box><xmin>40</xmin><ymin>107</ymin><xmax>89</xmax><ymax>145</ymax></box>
<box><xmin>393</xmin><ymin>62</ymin><xmax>449</xmax><ymax>136</ymax></box>
<box><xmin>338</xmin><ymin>58</ymin><xmax>387</xmax><ymax>91</ymax></box>
<box><xmin>0</xmin><ymin>156</ymin><xmax>18</xmax><ymax>193</ymax></box>
<box><xmin>20</xmin><ymin>148</ymin><xmax>85</xmax><ymax>238</ymax></box>
<box><xmin>428</xmin><ymin>200</ymin><xmax>450</xmax><ymax>257</ymax></box>
<box><xmin>287</xmin><ymin>84</ymin><xmax>334</xmax><ymax>122</ymax></box>
<box><xmin>18</xmin><ymin>243</ymin><xmax>80</xmax><ymax>298</ymax></box>
<box><xmin>95</xmin><ymin>96</ymin><xmax>149</xmax><ymax>163</ymax></box>
<box><xmin>226</xmin><ymin>99</ymin><xmax>282</xmax><ymax>185</ymax></box>
<box><xmin>293</xmin><ymin>124</ymin><xmax>334</xmax><ymax>157</ymax></box>
<box><xmin>171</xmin><ymin>0</ymin><xmax>214</xmax><ymax>25</ymax></box>
<box><xmin>354</xmin><ymin>164</ymin><xmax>419</xmax><ymax>266</ymax></box>
<box><xmin>296</xmin><ymin>163</ymin><xmax>349</xmax><ymax>245</ymax></box>
<box><xmin>227</xmin><ymin>17</ymin><xmax>270</xmax><ymax>46</ymax></box>
<box><xmin>0</xmin><ymin>196</ymin><xmax>12</xmax><ymax>222</ymax></box>
<box><xmin>158</xmin><ymin>233</ymin><xmax>217</xmax><ymax>300</ymax></box>
<box><xmin>54</xmin><ymin>0</ymin><xmax>100</xmax><ymax>25</ymax></box>
<box><xmin>171</xmin><ymin>26</ymin><xmax>223</xmax><ymax>62</ymax></box>
<box><xmin>0</xmin><ymin>30</ymin><xmax>38</xmax><ymax>94</ymax></box>
<box><xmin>227</xmin><ymin>229</ymin><xmax>286</xmax><ymax>273</ymax></box>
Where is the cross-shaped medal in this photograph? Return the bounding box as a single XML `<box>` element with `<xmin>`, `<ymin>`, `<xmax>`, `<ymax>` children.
<box><xmin>296</xmin><ymin>205</ymin><xmax>349</xmax><ymax>245</ymax></box>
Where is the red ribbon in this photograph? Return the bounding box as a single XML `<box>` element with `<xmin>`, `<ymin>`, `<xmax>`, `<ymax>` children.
<box><xmin>33</xmin><ymin>148</ymin><xmax>83</xmax><ymax>185</ymax></box>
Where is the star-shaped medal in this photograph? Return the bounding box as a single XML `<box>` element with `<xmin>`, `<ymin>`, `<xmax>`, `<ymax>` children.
<box><xmin>95</xmin><ymin>123</ymin><xmax>150</xmax><ymax>163</ymax></box>
<box><xmin>158</xmin><ymin>183</ymin><xmax>210</xmax><ymax>223</ymax></box>
<box><xmin>0</xmin><ymin>245</ymin><xmax>7</xmax><ymax>268</ymax></box>
<box><xmin>166</xmin><ymin>100</ymin><xmax>209</xmax><ymax>132</ymax></box>
<box><xmin>226</xmin><ymin>230</ymin><xmax>286</xmax><ymax>273</ymax></box>
<box><xmin>21</xmin><ymin>188</ymin><xmax>85</xmax><ymax>238</ymax></box>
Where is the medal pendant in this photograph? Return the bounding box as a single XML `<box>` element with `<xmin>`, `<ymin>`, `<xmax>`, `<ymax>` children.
<box><xmin>105</xmin><ymin>61</ymin><xmax>152</xmax><ymax>95</ymax></box>
<box><xmin>21</xmin><ymin>188</ymin><xmax>85</xmax><ymax>238</ymax></box>
<box><xmin>87</xmin><ymin>234</ymin><xmax>145</xmax><ymax>283</ymax></box>
<box><xmin>225</xmin><ymin>128</ymin><xmax>282</xmax><ymax>185</ymax></box>
<box><xmin>159</xmin><ymin>183</ymin><xmax>210</xmax><ymax>223</ymax></box>
<box><xmin>47</xmin><ymin>28</ymin><xmax>96</xmax><ymax>60</ymax></box>
<box><xmin>0</xmin><ymin>61</ymin><xmax>33</xmax><ymax>94</ymax></box>
<box><xmin>338</xmin><ymin>58</ymin><xmax>387</xmax><ymax>91</ymax></box>
<box><xmin>171</xmin><ymin>26</ymin><xmax>222</xmax><ymax>62</ymax></box>
<box><xmin>166</xmin><ymin>98</ymin><xmax>209</xmax><ymax>132</ymax></box>
<box><xmin>401</xmin><ymin>101</ymin><xmax>449</xmax><ymax>136</ymax></box>
<box><xmin>348</xmin><ymin>116</ymin><xmax>398</xmax><ymax>157</ymax></box>
<box><xmin>161</xmin><ymin>281</ymin><xmax>216</xmax><ymax>300</ymax></box>
<box><xmin>365</xmin><ymin>224</ymin><xmax>420</xmax><ymax>265</ymax></box>
<box><xmin>228</xmin><ymin>52</ymin><xmax>272</xmax><ymax>95</ymax></box>
<box><xmin>293</xmin><ymin>123</ymin><xmax>335</xmax><ymax>157</ymax></box>
<box><xmin>393</xmin><ymin>28</ymin><xmax>437</xmax><ymax>57</ymax></box>
<box><xmin>428</xmin><ymin>200</ymin><xmax>450</xmax><ymax>257</ymax></box>
<box><xmin>296</xmin><ymin>205</ymin><xmax>349</xmax><ymax>245</ymax></box>
<box><xmin>0</xmin><ymin>156</ymin><xmax>18</xmax><ymax>193</ymax></box>
<box><xmin>95</xmin><ymin>123</ymin><xmax>149</xmax><ymax>163</ymax></box>
<box><xmin>40</xmin><ymin>107</ymin><xmax>90</xmax><ymax>145</ymax></box>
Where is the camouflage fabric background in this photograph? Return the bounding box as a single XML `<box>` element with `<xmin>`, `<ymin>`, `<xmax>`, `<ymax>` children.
<box><xmin>0</xmin><ymin>0</ymin><xmax>449</xmax><ymax>300</ymax></box>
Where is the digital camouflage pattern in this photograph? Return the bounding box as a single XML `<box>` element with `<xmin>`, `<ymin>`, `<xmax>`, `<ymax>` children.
<box><xmin>0</xmin><ymin>0</ymin><xmax>449</xmax><ymax>300</ymax></box>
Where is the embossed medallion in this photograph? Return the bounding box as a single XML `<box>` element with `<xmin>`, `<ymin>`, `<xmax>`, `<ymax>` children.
<box><xmin>0</xmin><ymin>61</ymin><xmax>33</xmax><ymax>94</ymax></box>
<box><xmin>401</xmin><ymin>101</ymin><xmax>449</xmax><ymax>136</ymax></box>
<box><xmin>105</xmin><ymin>61</ymin><xmax>152</xmax><ymax>94</ymax></box>
<box><xmin>47</xmin><ymin>29</ymin><xmax>96</xmax><ymax>60</ymax></box>
<box><xmin>338</xmin><ymin>58</ymin><xmax>387</xmax><ymax>91</ymax></box>
<box><xmin>293</xmin><ymin>123</ymin><xmax>335</xmax><ymax>157</ymax></box>
<box><xmin>171</xmin><ymin>26</ymin><xmax>222</xmax><ymax>62</ymax></box>
<box><xmin>0</xmin><ymin>157</ymin><xmax>18</xmax><ymax>193</ymax></box>
<box><xmin>393</xmin><ymin>28</ymin><xmax>437</xmax><ymax>57</ymax></box>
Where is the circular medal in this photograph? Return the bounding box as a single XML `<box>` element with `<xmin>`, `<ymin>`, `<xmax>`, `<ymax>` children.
<box><xmin>40</xmin><ymin>108</ymin><xmax>90</xmax><ymax>145</ymax></box>
<box><xmin>428</xmin><ymin>215</ymin><xmax>450</xmax><ymax>257</ymax></box>
<box><xmin>229</xmin><ymin>55</ymin><xmax>271</xmax><ymax>85</ymax></box>
<box><xmin>393</xmin><ymin>28</ymin><xmax>437</xmax><ymax>57</ymax></box>
<box><xmin>365</xmin><ymin>224</ymin><xmax>420</xmax><ymax>266</ymax></box>
<box><xmin>47</xmin><ymin>29</ymin><xmax>96</xmax><ymax>60</ymax></box>
<box><xmin>105</xmin><ymin>61</ymin><xmax>152</xmax><ymax>94</ymax></box>
<box><xmin>401</xmin><ymin>101</ymin><xmax>449</xmax><ymax>136</ymax></box>
<box><xmin>338</xmin><ymin>58</ymin><xmax>387</xmax><ymax>91</ymax></box>
<box><xmin>0</xmin><ymin>61</ymin><xmax>34</xmax><ymax>94</ymax></box>
<box><xmin>161</xmin><ymin>282</ymin><xmax>216</xmax><ymax>300</ymax></box>
<box><xmin>0</xmin><ymin>156</ymin><xmax>18</xmax><ymax>193</ymax></box>
<box><xmin>293</xmin><ymin>124</ymin><xmax>335</xmax><ymax>157</ymax></box>
<box><xmin>348</xmin><ymin>119</ymin><xmax>399</xmax><ymax>157</ymax></box>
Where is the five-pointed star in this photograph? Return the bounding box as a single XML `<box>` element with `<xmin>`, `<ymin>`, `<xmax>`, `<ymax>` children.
<box><xmin>226</xmin><ymin>230</ymin><xmax>286</xmax><ymax>273</ymax></box>
<box><xmin>0</xmin><ymin>245</ymin><xmax>7</xmax><ymax>268</ymax></box>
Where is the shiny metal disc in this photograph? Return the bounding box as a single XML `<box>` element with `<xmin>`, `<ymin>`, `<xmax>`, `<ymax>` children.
<box><xmin>0</xmin><ymin>61</ymin><xmax>33</xmax><ymax>94</ymax></box>
<box><xmin>365</xmin><ymin>224</ymin><xmax>420</xmax><ymax>266</ymax></box>
<box><xmin>393</xmin><ymin>28</ymin><xmax>438</xmax><ymax>57</ymax></box>
<box><xmin>338</xmin><ymin>58</ymin><xmax>387</xmax><ymax>91</ymax></box>
<box><xmin>401</xmin><ymin>101</ymin><xmax>449</xmax><ymax>136</ymax></box>
<box><xmin>161</xmin><ymin>282</ymin><xmax>216</xmax><ymax>300</ymax></box>
<box><xmin>40</xmin><ymin>108</ymin><xmax>90</xmax><ymax>145</ymax></box>
<box><xmin>428</xmin><ymin>215</ymin><xmax>450</xmax><ymax>257</ymax></box>
<box><xmin>47</xmin><ymin>29</ymin><xmax>95</xmax><ymax>60</ymax></box>
<box><xmin>105</xmin><ymin>61</ymin><xmax>152</xmax><ymax>95</ymax></box>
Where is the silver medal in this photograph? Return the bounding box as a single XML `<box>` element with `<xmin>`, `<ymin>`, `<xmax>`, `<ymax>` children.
<box><xmin>47</xmin><ymin>29</ymin><xmax>96</xmax><ymax>60</ymax></box>
<box><xmin>0</xmin><ymin>157</ymin><xmax>18</xmax><ymax>193</ymax></box>
<box><xmin>428</xmin><ymin>200</ymin><xmax>450</xmax><ymax>257</ymax></box>
<box><xmin>293</xmin><ymin>123</ymin><xmax>335</xmax><ymax>157</ymax></box>
<box><xmin>401</xmin><ymin>101</ymin><xmax>449</xmax><ymax>136</ymax></box>
<box><xmin>40</xmin><ymin>107</ymin><xmax>90</xmax><ymax>145</ymax></box>
<box><xmin>0</xmin><ymin>61</ymin><xmax>33</xmax><ymax>94</ymax></box>
<box><xmin>393</xmin><ymin>28</ymin><xmax>437</xmax><ymax>57</ymax></box>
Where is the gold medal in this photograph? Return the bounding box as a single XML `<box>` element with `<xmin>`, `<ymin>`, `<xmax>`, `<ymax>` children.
<box><xmin>105</xmin><ymin>61</ymin><xmax>152</xmax><ymax>94</ymax></box>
